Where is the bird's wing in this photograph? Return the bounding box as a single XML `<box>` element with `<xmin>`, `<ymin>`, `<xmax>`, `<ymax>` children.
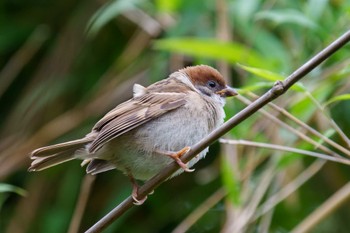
<box><xmin>89</xmin><ymin>92</ymin><xmax>187</xmax><ymax>152</ymax></box>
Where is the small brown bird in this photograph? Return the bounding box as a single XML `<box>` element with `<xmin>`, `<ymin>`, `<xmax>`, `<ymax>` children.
<box><xmin>29</xmin><ymin>65</ymin><xmax>237</xmax><ymax>204</ymax></box>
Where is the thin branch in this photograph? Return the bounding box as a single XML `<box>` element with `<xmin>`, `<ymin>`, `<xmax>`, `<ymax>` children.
<box><xmin>220</xmin><ymin>139</ymin><xmax>327</xmax><ymax>223</ymax></box>
<box><xmin>226</xmin><ymin>163</ymin><xmax>276</xmax><ymax>233</ymax></box>
<box><xmin>328</xmin><ymin>118</ymin><xmax>350</xmax><ymax>148</ymax></box>
<box><xmin>85</xmin><ymin>30</ymin><xmax>350</xmax><ymax>233</ymax></box>
<box><xmin>236</xmin><ymin>95</ymin><xmax>343</xmax><ymax>158</ymax></box>
<box><xmin>254</xmin><ymin>159</ymin><xmax>325</xmax><ymax>220</ymax></box>
<box><xmin>172</xmin><ymin>145</ymin><xmax>327</xmax><ymax>232</ymax></box>
<box><xmin>172</xmin><ymin>188</ymin><xmax>226</xmax><ymax>233</ymax></box>
<box><xmin>291</xmin><ymin>181</ymin><xmax>350</xmax><ymax>233</ymax></box>
<box><xmin>0</xmin><ymin>26</ymin><xmax>49</xmax><ymax>98</ymax></box>
<box><xmin>304</xmin><ymin>91</ymin><xmax>350</xmax><ymax>147</ymax></box>
<box><xmin>248</xmin><ymin>92</ymin><xmax>350</xmax><ymax>157</ymax></box>
<box><xmin>68</xmin><ymin>175</ymin><xmax>96</xmax><ymax>233</ymax></box>
<box><xmin>219</xmin><ymin>139</ymin><xmax>350</xmax><ymax>166</ymax></box>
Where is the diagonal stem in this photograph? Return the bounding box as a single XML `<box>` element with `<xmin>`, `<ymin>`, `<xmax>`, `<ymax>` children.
<box><xmin>248</xmin><ymin>92</ymin><xmax>350</xmax><ymax>157</ymax></box>
<box><xmin>219</xmin><ymin>139</ymin><xmax>350</xmax><ymax>165</ymax></box>
<box><xmin>236</xmin><ymin>95</ymin><xmax>343</xmax><ymax>158</ymax></box>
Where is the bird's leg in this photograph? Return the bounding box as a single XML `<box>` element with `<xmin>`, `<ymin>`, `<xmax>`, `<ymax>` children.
<box><xmin>127</xmin><ymin>174</ymin><xmax>147</xmax><ymax>205</ymax></box>
<box><xmin>155</xmin><ymin>146</ymin><xmax>194</xmax><ymax>172</ymax></box>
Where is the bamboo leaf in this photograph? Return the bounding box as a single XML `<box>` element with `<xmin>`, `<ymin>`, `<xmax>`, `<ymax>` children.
<box><xmin>154</xmin><ymin>38</ymin><xmax>272</xmax><ymax>68</ymax></box>
<box><xmin>255</xmin><ymin>9</ymin><xmax>319</xmax><ymax>30</ymax></box>
<box><xmin>238</xmin><ymin>64</ymin><xmax>306</xmax><ymax>92</ymax></box>
<box><xmin>324</xmin><ymin>94</ymin><xmax>350</xmax><ymax>107</ymax></box>
<box><xmin>86</xmin><ymin>0</ymin><xmax>140</xmax><ymax>37</ymax></box>
<box><xmin>0</xmin><ymin>183</ymin><xmax>27</xmax><ymax>196</ymax></box>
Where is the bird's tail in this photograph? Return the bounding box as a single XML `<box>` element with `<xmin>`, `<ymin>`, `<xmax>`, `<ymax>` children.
<box><xmin>28</xmin><ymin>137</ymin><xmax>94</xmax><ymax>171</ymax></box>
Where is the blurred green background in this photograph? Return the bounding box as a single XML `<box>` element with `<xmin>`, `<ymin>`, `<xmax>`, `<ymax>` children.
<box><xmin>1</xmin><ymin>0</ymin><xmax>350</xmax><ymax>232</ymax></box>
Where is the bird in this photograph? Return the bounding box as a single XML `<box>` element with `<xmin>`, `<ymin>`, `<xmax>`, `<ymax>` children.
<box><xmin>28</xmin><ymin>65</ymin><xmax>237</xmax><ymax>204</ymax></box>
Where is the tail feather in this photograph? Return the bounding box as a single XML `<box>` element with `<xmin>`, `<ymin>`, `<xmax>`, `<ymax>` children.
<box><xmin>31</xmin><ymin>137</ymin><xmax>93</xmax><ymax>158</ymax></box>
<box><xmin>29</xmin><ymin>137</ymin><xmax>94</xmax><ymax>171</ymax></box>
<box><xmin>86</xmin><ymin>159</ymin><xmax>116</xmax><ymax>175</ymax></box>
<box><xmin>29</xmin><ymin>149</ymin><xmax>76</xmax><ymax>171</ymax></box>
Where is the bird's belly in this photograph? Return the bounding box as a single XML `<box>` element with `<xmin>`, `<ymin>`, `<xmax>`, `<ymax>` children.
<box><xmin>108</xmin><ymin>111</ymin><xmax>212</xmax><ymax>180</ymax></box>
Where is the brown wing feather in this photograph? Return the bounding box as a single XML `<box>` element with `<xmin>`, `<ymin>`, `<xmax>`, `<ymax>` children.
<box><xmin>88</xmin><ymin>92</ymin><xmax>187</xmax><ymax>152</ymax></box>
<box><xmin>92</xmin><ymin>100</ymin><xmax>135</xmax><ymax>131</ymax></box>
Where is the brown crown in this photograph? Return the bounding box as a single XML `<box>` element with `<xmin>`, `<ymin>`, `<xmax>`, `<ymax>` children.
<box><xmin>180</xmin><ymin>65</ymin><xmax>226</xmax><ymax>87</ymax></box>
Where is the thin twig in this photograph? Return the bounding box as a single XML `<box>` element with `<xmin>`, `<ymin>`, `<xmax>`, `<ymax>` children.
<box><xmin>214</xmin><ymin>2</ymin><xmax>237</xmax><ymax>232</ymax></box>
<box><xmin>258</xmin><ymin>177</ymin><xmax>278</xmax><ymax>233</ymax></box>
<box><xmin>254</xmin><ymin>159</ymin><xmax>325</xmax><ymax>220</ymax></box>
<box><xmin>248</xmin><ymin>92</ymin><xmax>350</xmax><ymax>157</ymax></box>
<box><xmin>172</xmin><ymin>145</ymin><xmax>327</xmax><ymax>232</ymax></box>
<box><xmin>172</xmin><ymin>188</ymin><xmax>227</xmax><ymax>233</ymax></box>
<box><xmin>85</xmin><ymin>30</ymin><xmax>350</xmax><ymax>233</ymax></box>
<box><xmin>226</xmin><ymin>163</ymin><xmax>276</xmax><ymax>233</ymax></box>
<box><xmin>68</xmin><ymin>175</ymin><xmax>96</xmax><ymax>233</ymax></box>
<box><xmin>291</xmin><ymin>181</ymin><xmax>350</xmax><ymax>233</ymax></box>
<box><xmin>0</xmin><ymin>26</ymin><xmax>49</xmax><ymax>98</ymax></box>
<box><xmin>304</xmin><ymin>91</ymin><xmax>350</xmax><ymax>147</ymax></box>
<box><xmin>215</xmin><ymin>0</ymin><xmax>232</xmax><ymax>81</ymax></box>
<box><xmin>236</xmin><ymin>95</ymin><xmax>343</xmax><ymax>158</ymax></box>
<box><xmin>219</xmin><ymin>139</ymin><xmax>350</xmax><ymax>166</ymax></box>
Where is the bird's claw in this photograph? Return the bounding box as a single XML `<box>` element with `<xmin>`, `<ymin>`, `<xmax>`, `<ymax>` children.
<box><xmin>174</xmin><ymin>157</ymin><xmax>195</xmax><ymax>172</ymax></box>
<box><xmin>131</xmin><ymin>183</ymin><xmax>147</xmax><ymax>205</ymax></box>
<box><xmin>171</xmin><ymin>146</ymin><xmax>194</xmax><ymax>172</ymax></box>
<box><xmin>132</xmin><ymin>194</ymin><xmax>147</xmax><ymax>205</ymax></box>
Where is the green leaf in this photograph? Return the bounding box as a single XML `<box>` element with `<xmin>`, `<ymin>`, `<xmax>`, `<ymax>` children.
<box><xmin>255</xmin><ymin>9</ymin><xmax>319</xmax><ymax>30</ymax></box>
<box><xmin>221</xmin><ymin>157</ymin><xmax>241</xmax><ymax>206</ymax></box>
<box><xmin>86</xmin><ymin>0</ymin><xmax>140</xmax><ymax>37</ymax></box>
<box><xmin>0</xmin><ymin>183</ymin><xmax>27</xmax><ymax>196</ymax></box>
<box><xmin>323</xmin><ymin>94</ymin><xmax>350</xmax><ymax>107</ymax></box>
<box><xmin>154</xmin><ymin>38</ymin><xmax>271</xmax><ymax>68</ymax></box>
<box><xmin>305</xmin><ymin>0</ymin><xmax>329</xmax><ymax>21</ymax></box>
<box><xmin>276</xmin><ymin>153</ymin><xmax>303</xmax><ymax>169</ymax></box>
<box><xmin>315</xmin><ymin>129</ymin><xmax>336</xmax><ymax>147</ymax></box>
<box><xmin>155</xmin><ymin>0</ymin><xmax>180</xmax><ymax>13</ymax></box>
<box><xmin>237</xmin><ymin>64</ymin><xmax>306</xmax><ymax>92</ymax></box>
<box><xmin>232</xmin><ymin>0</ymin><xmax>260</xmax><ymax>23</ymax></box>
<box><xmin>238</xmin><ymin>64</ymin><xmax>284</xmax><ymax>81</ymax></box>
<box><xmin>239</xmin><ymin>82</ymin><xmax>274</xmax><ymax>93</ymax></box>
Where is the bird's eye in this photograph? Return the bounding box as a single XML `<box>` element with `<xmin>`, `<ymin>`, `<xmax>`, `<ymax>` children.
<box><xmin>207</xmin><ymin>81</ymin><xmax>217</xmax><ymax>88</ymax></box>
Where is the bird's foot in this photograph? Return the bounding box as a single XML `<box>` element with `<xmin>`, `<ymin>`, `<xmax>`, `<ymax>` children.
<box><xmin>158</xmin><ymin>146</ymin><xmax>194</xmax><ymax>172</ymax></box>
<box><xmin>128</xmin><ymin>174</ymin><xmax>147</xmax><ymax>205</ymax></box>
<box><xmin>131</xmin><ymin>183</ymin><xmax>147</xmax><ymax>205</ymax></box>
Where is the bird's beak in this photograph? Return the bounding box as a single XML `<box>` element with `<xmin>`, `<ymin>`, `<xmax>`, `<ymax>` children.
<box><xmin>216</xmin><ymin>86</ymin><xmax>238</xmax><ymax>97</ymax></box>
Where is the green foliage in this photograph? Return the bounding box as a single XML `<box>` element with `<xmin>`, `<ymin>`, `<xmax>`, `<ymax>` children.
<box><xmin>324</xmin><ymin>94</ymin><xmax>350</xmax><ymax>107</ymax></box>
<box><xmin>221</xmin><ymin>157</ymin><xmax>241</xmax><ymax>206</ymax></box>
<box><xmin>0</xmin><ymin>183</ymin><xmax>27</xmax><ymax>196</ymax></box>
<box><xmin>0</xmin><ymin>183</ymin><xmax>27</xmax><ymax>213</ymax></box>
<box><xmin>87</xmin><ymin>0</ymin><xmax>141</xmax><ymax>37</ymax></box>
<box><xmin>255</xmin><ymin>9</ymin><xmax>319</xmax><ymax>30</ymax></box>
<box><xmin>154</xmin><ymin>38</ymin><xmax>271</xmax><ymax>68</ymax></box>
